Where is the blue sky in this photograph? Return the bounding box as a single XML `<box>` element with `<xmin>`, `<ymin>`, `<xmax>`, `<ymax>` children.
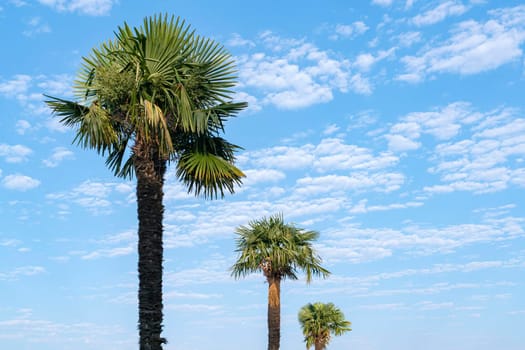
<box><xmin>1</xmin><ymin>0</ymin><xmax>524</xmax><ymax>349</ymax></box>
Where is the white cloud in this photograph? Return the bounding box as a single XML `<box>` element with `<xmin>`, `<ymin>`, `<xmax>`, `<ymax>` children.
<box><xmin>0</xmin><ymin>144</ymin><xmax>32</xmax><ymax>163</ymax></box>
<box><xmin>385</xmin><ymin>134</ymin><xmax>421</xmax><ymax>152</ymax></box>
<box><xmin>0</xmin><ymin>74</ymin><xmax>73</xmax><ymax>118</ymax></box>
<box><xmin>412</xmin><ymin>1</ymin><xmax>469</xmax><ymax>26</ymax></box>
<box><xmin>323</xmin><ymin>124</ymin><xmax>340</xmax><ymax>135</ymax></box>
<box><xmin>81</xmin><ymin>245</ymin><xmax>134</xmax><ymax>260</ymax></box>
<box><xmin>37</xmin><ymin>0</ymin><xmax>115</xmax><ymax>16</ymax></box>
<box><xmin>0</xmin><ymin>316</ymin><xmax>129</xmax><ymax>346</ymax></box>
<box><xmin>354</xmin><ymin>48</ymin><xmax>396</xmax><ymax>72</ymax></box>
<box><xmin>227</xmin><ymin>33</ymin><xmax>255</xmax><ymax>47</ymax></box>
<box><xmin>372</xmin><ymin>0</ymin><xmax>393</xmax><ymax>6</ymax></box>
<box><xmin>15</xmin><ymin>120</ymin><xmax>31</xmax><ymax>135</ymax></box>
<box><xmin>386</xmin><ymin>102</ymin><xmax>480</xmax><ymax>152</ymax></box>
<box><xmin>313</xmin><ymin>138</ymin><xmax>399</xmax><ymax>172</ymax></box>
<box><xmin>0</xmin><ymin>75</ymin><xmax>31</xmax><ymax>98</ymax></box>
<box><xmin>425</xmin><ymin>107</ymin><xmax>525</xmax><ymax>194</ymax></box>
<box><xmin>0</xmin><ymin>239</ymin><xmax>22</xmax><ymax>247</ymax></box>
<box><xmin>243</xmin><ymin>137</ymin><xmax>398</xmax><ymax>173</ymax></box>
<box><xmin>42</xmin><ymin>147</ymin><xmax>74</xmax><ymax>167</ymax></box>
<box><xmin>46</xmin><ymin>180</ymin><xmax>132</xmax><ymax>214</ymax></box>
<box><xmin>238</xmin><ymin>35</ymin><xmax>367</xmax><ymax>110</ymax></box>
<box><xmin>1</xmin><ymin>174</ymin><xmax>40</xmax><ymax>191</ymax></box>
<box><xmin>348</xmin><ymin>73</ymin><xmax>372</xmax><ymax>94</ymax></box>
<box><xmin>398</xmin><ymin>6</ymin><xmax>525</xmax><ymax>81</ymax></box>
<box><xmin>36</xmin><ymin>74</ymin><xmax>72</xmax><ymax>96</ymax></box>
<box><xmin>332</xmin><ymin>21</ymin><xmax>369</xmax><ymax>40</ymax></box>
<box><xmin>320</xmin><ymin>216</ymin><xmax>524</xmax><ymax>263</ymax></box>
<box><xmin>350</xmin><ymin>199</ymin><xmax>424</xmax><ymax>214</ymax></box>
<box><xmin>165</xmin><ymin>291</ymin><xmax>222</xmax><ymax>299</ymax></box>
<box><xmin>405</xmin><ymin>0</ymin><xmax>416</xmax><ymax>10</ymax></box>
<box><xmin>242</xmin><ymin>169</ymin><xmax>286</xmax><ymax>187</ymax></box>
<box><xmin>0</xmin><ymin>266</ymin><xmax>45</xmax><ymax>281</ymax></box>
<box><xmin>22</xmin><ymin>17</ymin><xmax>51</xmax><ymax>36</ymax></box>
<box><xmin>234</xmin><ymin>91</ymin><xmax>261</xmax><ymax>113</ymax></box>
<box><xmin>166</xmin><ymin>304</ymin><xmax>222</xmax><ymax>312</ymax></box>
<box><xmin>245</xmin><ymin>145</ymin><xmax>316</xmax><ymax>170</ymax></box>
<box><xmin>294</xmin><ymin>172</ymin><xmax>405</xmax><ymax>196</ymax></box>
<box><xmin>396</xmin><ymin>31</ymin><xmax>422</xmax><ymax>47</ymax></box>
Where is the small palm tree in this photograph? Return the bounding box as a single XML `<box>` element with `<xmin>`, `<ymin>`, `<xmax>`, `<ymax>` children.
<box><xmin>231</xmin><ymin>214</ymin><xmax>330</xmax><ymax>350</ymax></box>
<box><xmin>298</xmin><ymin>302</ymin><xmax>351</xmax><ymax>350</ymax></box>
<box><xmin>46</xmin><ymin>15</ymin><xmax>246</xmax><ymax>350</ymax></box>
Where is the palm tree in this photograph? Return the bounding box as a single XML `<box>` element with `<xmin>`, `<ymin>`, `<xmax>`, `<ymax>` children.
<box><xmin>298</xmin><ymin>302</ymin><xmax>351</xmax><ymax>350</ymax></box>
<box><xmin>46</xmin><ymin>15</ymin><xmax>246</xmax><ymax>350</ymax></box>
<box><xmin>231</xmin><ymin>214</ymin><xmax>330</xmax><ymax>350</ymax></box>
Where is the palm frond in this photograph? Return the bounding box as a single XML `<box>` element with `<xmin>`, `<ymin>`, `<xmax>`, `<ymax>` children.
<box><xmin>45</xmin><ymin>96</ymin><xmax>119</xmax><ymax>154</ymax></box>
<box><xmin>176</xmin><ymin>150</ymin><xmax>244</xmax><ymax>199</ymax></box>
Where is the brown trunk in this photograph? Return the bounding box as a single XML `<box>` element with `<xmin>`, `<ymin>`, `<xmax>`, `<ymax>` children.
<box><xmin>314</xmin><ymin>341</ymin><xmax>325</xmax><ymax>350</ymax></box>
<box><xmin>267</xmin><ymin>276</ymin><xmax>281</xmax><ymax>350</ymax></box>
<box><xmin>135</xmin><ymin>140</ymin><xmax>167</xmax><ymax>350</ymax></box>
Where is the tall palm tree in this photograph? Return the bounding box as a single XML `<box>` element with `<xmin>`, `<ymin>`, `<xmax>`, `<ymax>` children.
<box><xmin>46</xmin><ymin>15</ymin><xmax>246</xmax><ymax>350</ymax></box>
<box><xmin>231</xmin><ymin>214</ymin><xmax>330</xmax><ymax>350</ymax></box>
<box><xmin>298</xmin><ymin>302</ymin><xmax>351</xmax><ymax>350</ymax></box>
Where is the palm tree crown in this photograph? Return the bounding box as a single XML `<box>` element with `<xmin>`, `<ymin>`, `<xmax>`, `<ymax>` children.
<box><xmin>298</xmin><ymin>302</ymin><xmax>352</xmax><ymax>350</ymax></box>
<box><xmin>46</xmin><ymin>14</ymin><xmax>246</xmax><ymax>196</ymax></box>
<box><xmin>231</xmin><ymin>213</ymin><xmax>330</xmax><ymax>282</ymax></box>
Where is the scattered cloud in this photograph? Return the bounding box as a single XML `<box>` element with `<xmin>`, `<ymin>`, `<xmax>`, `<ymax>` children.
<box><xmin>15</xmin><ymin>120</ymin><xmax>31</xmax><ymax>135</ymax></box>
<box><xmin>350</xmin><ymin>198</ymin><xmax>424</xmax><ymax>213</ymax></box>
<box><xmin>166</xmin><ymin>303</ymin><xmax>223</xmax><ymax>312</ymax></box>
<box><xmin>323</xmin><ymin>123</ymin><xmax>340</xmax><ymax>135</ymax></box>
<box><xmin>0</xmin><ymin>75</ymin><xmax>31</xmax><ymax>98</ymax></box>
<box><xmin>238</xmin><ymin>34</ymin><xmax>371</xmax><ymax>109</ymax></box>
<box><xmin>331</xmin><ymin>21</ymin><xmax>369</xmax><ymax>40</ymax></box>
<box><xmin>22</xmin><ymin>17</ymin><xmax>51</xmax><ymax>36</ymax></box>
<box><xmin>0</xmin><ymin>144</ymin><xmax>32</xmax><ymax>163</ymax></box>
<box><xmin>319</xmin><ymin>216</ymin><xmax>524</xmax><ymax>263</ymax></box>
<box><xmin>81</xmin><ymin>246</ymin><xmax>134</xmax><ymax>260</ymax></box>
<box><xmin>395</xmin><ymin>31</ymin><xmax>422</xmax><ymax>47</ymax></box>
<box><xmin>0</xmin><ymin>266</ymin><xmax>45</xmax><ymax>281</ymax></box>
<box><xmin>0</xmin><ymin>316</ymin><xmax>129</xmax><ymax>346</ymax></box>
<box><xmin>37</xmin><ymin>0</ymin><xmax>116</xmax><ymax>16</ymax></box>
<box><xmin>0</xmin><ymin>74</ymin><xmax>73</xmax><ymax>118</ymax></box>
<box><xmin>227</xmin><ymin>33</ymin><xmax>255</xmax><ymax>48</ymax></box>
<box><xmin>372</xmin><ymin>0</ymin><xmax>394</xmax><ymax>7</ymax></box>
<box><xmin>412</xmin><ymin>1</ymin><xmax>469</xmax><ymax>26</ymax></box>
<box><xmin>42</xmin><ymin>147</ymin><xmax>74</xmax><ymax>167</ymax></box>
<box><xmin>398</xmin><ymin>5</ymin><xmax>525</xmax><ymax>82</ymax></box>
<box><xmin>386</xmin><ymin>102</ymin><xmax>481</xmax><ymax>153</ymax></box>
<box><xmin>424</xmin><ymin>106</ymin><xmax>525</xmax><ymax>194</ymax></box>
<box><xmin>46</xmin><ymin>180</ymin><xmax>134</xmax><ymax>214</ymax></box>
<box><xmin>354</xmin><ymin>47</ymin><xmax>396</xmax><ymax>72</ymax></box>
<box><xmin>1</xmin><ymin>174</ymin><xmax>40</xmax><ymax>191</ymax></box>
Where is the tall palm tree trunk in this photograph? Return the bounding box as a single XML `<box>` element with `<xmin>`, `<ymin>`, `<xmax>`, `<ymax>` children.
<box><xmin>267</xmin><ymin>276</ymin><xmax>281</xmax><ymax>350</ymax></box>
<box><xmin>135</xmin><ymin>141</ymin><xmax>167</xmax><ymax>350</ymax></box>
<box><xmin>314</xmin><ymin>341</ymin><xmax>325</xmax><ymax>350</ymax></box>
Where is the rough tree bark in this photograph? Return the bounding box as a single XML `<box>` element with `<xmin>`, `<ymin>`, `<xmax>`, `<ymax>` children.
<box><xmin>267</xmin><ymin>276</ymin><xmax>281</xmax><ymax>350</ymax></box>
<box><xmin>135</xmin><ymin>140</ymin><xmax>167</xmax><ymax>350</ymax></box>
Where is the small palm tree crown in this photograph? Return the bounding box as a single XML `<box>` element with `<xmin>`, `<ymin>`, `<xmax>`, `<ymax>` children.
<box><xmin>231</xmin><ymin>214</ymin><xmax>330</xmax><ymax>282</ymax></box>
<box><xmin>298</xmin><ymin>302</ymin><xmax>352</xmax><ymax>350</ymax></box>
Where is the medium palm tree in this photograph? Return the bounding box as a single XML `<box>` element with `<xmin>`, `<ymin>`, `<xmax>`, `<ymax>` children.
<box><xmin>46</xmin><ymin>15</ymin><xmax>246</xmax><ymax>350</ymax></box>
<box><xmin>298</xmin><ymin>302</ymin><xmax>351</xmax><ymax>350</ymax></box>
<box><xmin>231</xmin><ymin>214</ymin><xmax>330</xmax><ymax>350</ymax></box>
